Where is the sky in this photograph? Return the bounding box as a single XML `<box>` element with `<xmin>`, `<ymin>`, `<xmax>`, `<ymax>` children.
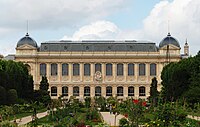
<box><xmin>0</xmin><ymin>0</ymin><xmax>199</xmax><ymax>56</ymax></box>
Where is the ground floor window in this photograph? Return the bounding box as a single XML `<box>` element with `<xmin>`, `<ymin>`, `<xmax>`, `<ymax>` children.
<box><xmin>95</xmin><ymin>86</ymin><xmax>101</xmax><ymax>96</ymax></box>
<box><xmin>51</xmin><ymin>86</ymin><xmax>57</xmax><ymax>96</ymax></box>
<box><xmin>117</xmin><ymin>86</ymin><xmax>123</xmax><ymax>96</ymax></box>
<box><xmin>139</xmin><ymin>86</ymin><xmax>146</xmax><ymax>96</ymax></box>
<box><xmin>128</xmin><ymin>86</ymin><xmax>134</xmax><ymax>96</ymax></box>
<box><xmin>62</xmin><ymin>86</ymin><xmax>68</xmax><ymax>96</ymax></box>
<box><xmin>73</xmin><ymin>86</ymin><xmax>79</xmax><ymax>96</ymax></box>
<box><xmin>84</xmin><ymin>86</ymin><xmax>90</xmax><ymax>96</ymax></box>
<box><xmin>106</xmin><ymin>86</ymin><xmax>112</xmax><ymax>96</ymax></box>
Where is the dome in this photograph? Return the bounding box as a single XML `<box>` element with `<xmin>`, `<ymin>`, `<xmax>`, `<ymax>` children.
<box><xmin>17</xmin><ymin>33</ymin><xmax>37</xmax><ymax>48</ymax></box>
<box><xmin>159</xmin><ymin>33</ymin><xmax>180</xmax><ymax>48</ymax></box>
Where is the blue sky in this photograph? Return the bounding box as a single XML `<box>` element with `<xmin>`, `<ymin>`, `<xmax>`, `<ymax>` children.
<box><xmin>0</xmin><ymin>0</ymin><xmax>199</xmax><ymax>55</ymax></box>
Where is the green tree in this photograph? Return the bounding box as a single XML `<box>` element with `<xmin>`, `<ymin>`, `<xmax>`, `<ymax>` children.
<box><xmin>0</xmin><ymin>86</ymin><xmax>6</xmax><ymax>105</ymax></box>
<box><xmin>7</xmin><ymin>89</ymin><xmax>18</xmax><ymax>105</ymax></box>
<box><xmin>149</xmin><ymin>77</ymin><xmax>159</xmax><ymax>106</ymax></box>
<box><xmin>39</xmin><ymin>76</ymin><xmax>49</xmax><ymax>91</ymax></box>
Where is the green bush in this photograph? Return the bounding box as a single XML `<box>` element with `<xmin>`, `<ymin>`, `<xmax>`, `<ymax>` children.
<box><xmin>119</xmin><ymin>118</ymin><xmax>129</xmax><ymax>127</ymax></box>
<box><xmin>7</xmin><ymin>89</ymin><xmax>18</xmax><ymax>105</ymax></box>
<box><xmin>0</xmin><ymin>86</ymin><xmax>6</xmax><ymax>105</ymax></box>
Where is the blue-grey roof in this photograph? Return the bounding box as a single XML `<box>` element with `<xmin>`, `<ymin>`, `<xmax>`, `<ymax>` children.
<box><xmin>159</xmin><ymin>33</ymin><xmax>180</xmax><ymax>48</ymax></box>
<box><xmin>39</xmin><ymin>40</ymin><xmax>158</xmax><ymax>52</ymax></box>
<box><xmin>17</xmin><ymin>33</ymin><xmax>37</xmax><ymax>48</ymax></box>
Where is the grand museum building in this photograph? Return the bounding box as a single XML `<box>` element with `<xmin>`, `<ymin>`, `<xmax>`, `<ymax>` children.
<box><xmin>15</xmin><ymin>32</ymin><xmax>189</xmax><ymax>99</ymax></box>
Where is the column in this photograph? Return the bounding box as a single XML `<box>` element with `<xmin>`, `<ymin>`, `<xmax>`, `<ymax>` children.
<box><xmin>58</xmin><ymin>63</ymin><xmax>61</xmax><ymax>82</ymax></box>
<box><xmin>102</xmin><ymin>85</ymin><xmax>106</xmax><ymax>97</ymax></box>
<box><xmin>124</xmin><ymin>63</ymin><xmax>127</xmax><ymax>81</ymax></box>
<box><xmin>69</xmin><ymin>63</ymin><xmax>72</xmax><ymax>81</ymax></box>
<box><xmin>102</xmin><ymin>63</ymin><xmax>105</xmax><ymax>82</ymax></box>
<box><xmin>113</xmin><ymin>63</ymin><xmax>116</xmax><ymax>81</ymax></box>
<box><xmin>135</xmin><ymin>86</ymin><xmax>139</xmax><ymax>99</ymax></box>
<box><xmin>135</xmin><ymin>63</ymin><xmax>138</xmax><ymax>82</ymax></box>
<box><xmin>113</xmin><ymin>85</ymin><xmax>117</xmax><ymax>97</ymax></box>
<box><xmin>146</xmin><ymin>85</ymin><xmax>150</xmax><ymax>97</ymax></box>
<box><xmin>80</xmin><ymin>63</ymin><xmax>83</xmax><ymax>81</ymax></box>
<box><xmin>91</xmin><ymin>63</ymin><xmax>94</xmax><ymax>81</ymax></box>
<box><xmin>146</xmin><ymin>63</ymin><xmax>150</xmax><ymax>82</ymax></box>
<box><xmin>91</xmin><ymin>85</ymin><xmax>95</xmax><ymax>97</ymax></box>
<box><xmin>68</xmin><ymin>86</ymin><xmax>73</xmax><ymax>97</ymax></box>
<box><xmin>124</xmin><ymin>85</ymin><xmax>128</xmax><ymax>98</ymax></box>
<box><xmin>57</xmin><ymin>85</ymin><xmax>62</xmax><ymax>97</ymax></box>
<box><xmin>46</xmin><ymin>63</ymin><xmax>50</xmax><ymax>81</ymax></box>
<box><xmin>80</xmin><ymin>85</ymin><xmax>84</xmax><ymax>99</ymax></box>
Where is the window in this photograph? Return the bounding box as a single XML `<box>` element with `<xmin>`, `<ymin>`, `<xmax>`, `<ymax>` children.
<box><xmin>84</xmin><ymin>86</ymin><xmax>90</xmax><ymax>96</ymax></box>
<box><xmin>139</xmin><ymin>63</ymin><xmax>146</xmax><ymax>76</ymax></box>
<box><xmin>117</xmin><ymin>64</ymin><xmax>123</xmax><ymax>76</ymax></box>
<box><xmin>51</xmin><ymin>63</ymin><xmax>58</xmax><ymax>75</ymax></box>
<box><xmin>128</xmin><ymin>63</ymin><xmax>134</xmax><ymax>76</ymax></box>
<box><xmin>84</xmin><ymin>64</ymin><xmax>90</xmax><ymax>76</ymax></box>
<box><xmin>62</xmin><ymin>64</ymin><xmax>68</xmax><ymax>76</ymax></box>
<box><xmin>51</xmin><ymin>86</ymin><xmax>57</xmax><ymax>96</ymax></box>
<box><xmin>40</xmin><ymin>63</ymin><xmax>46</xmax><ymax>76</ymax></box>
<box><xmin>106</xmin><ymin>63</ymin><xmax>112</xmax><ymax>76</ymax></box>
<box><xmin>150</xmin><ymin>63</ymin><xmax>157</xmax><ymax>76</ymax></box>
<box><xmin>139</xmin><ymin>86</ymin><xmax>146</xmax><ymax>96</ymax></box>
<box><xmin>73</xmin><ymin>86</ymin><xmax>79</xmax><ymax>96</ymax></box>
<box><xmin>117</xmin><ymin>86</ymin><xmax>123</xmax><ymax>96</ymax></box>
<box><xmin>62</xmin><ymin>86</ymin><xmax>68</xmax><ymax>96</ymax></box>
<box><xmin>95</xmin><ymin>86</ymin><xmax>101</xmax><ymax>96</ymax></box>
<box><xmin>73</xmin><ymin>63</ymin><xmax>80</xmax><ymax>76</ymax></box>
<box><xmin>106</xmin><ymin>86</ymin><xmax>112</xmax><ymax>96</ymax></box>
<box><xmin>128</xmin><ymin>86</ymin><xmax>134</xmax><ymax>96</ymax></box>
<box><xmin>95</xmin><ymin>63</ymin><xmax>102</xmax><ymax>72</ymax></box>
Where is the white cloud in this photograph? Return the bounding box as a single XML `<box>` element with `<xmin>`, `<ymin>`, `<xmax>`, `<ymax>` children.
<box><xmin>62</xmin><ymin>21</ymin><xmax>120</xmax><ymax>40</ymax></box>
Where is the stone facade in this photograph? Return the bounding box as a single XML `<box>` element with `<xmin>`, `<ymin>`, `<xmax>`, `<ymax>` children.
<box><xmin>15</xmin><ymin>33</ymin><xmax>189</xmax><ymax>100</ymax></box>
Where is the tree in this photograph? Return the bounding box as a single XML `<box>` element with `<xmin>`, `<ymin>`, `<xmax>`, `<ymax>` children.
<box><xmin>7</xmin><ymin>89</ymin><xmax>18</xmax><ymax>105</ymax></box>
<box><xmin>149</xmin><ymin>77</ymin><xmax>159</xmax><ymax>106</ymax></box>
<box><xmin>0</xmin><ymin>86</ymin><xmax>6</xmax><ymax>105</ymax></box>
<box><xmin>40</xmin><ymin>76</ymin><xmax>49</xmax><ymax>91</ymax></box>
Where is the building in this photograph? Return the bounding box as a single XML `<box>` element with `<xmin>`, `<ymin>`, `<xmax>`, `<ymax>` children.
<box><xmin>15</xmin><ymin>32</ymin><xmax>189</xmax><ymax>99</ymax></box>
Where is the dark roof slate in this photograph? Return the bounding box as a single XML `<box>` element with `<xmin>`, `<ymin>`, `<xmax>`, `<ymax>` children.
<box><xmin>39</xmin><ymin>40</ymin><xmax>158</xmax><ymax>52</ymax></box>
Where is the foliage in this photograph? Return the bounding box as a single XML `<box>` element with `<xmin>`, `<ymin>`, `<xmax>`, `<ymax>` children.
<box><xmin>85</xmin><ymin>97</ymin><xmax>91</xmax><ymax>108</ymax></box>
<box><xmin>94</xmin><ymin>96</ymin><xmax>107</xmax><ymax>111</ymax></box>
<box><xmin>119</xmin><ymin>118</ymin><xmax>129</xmax><ymax>127</ymax></box>
<box><xmin>7</xmin><ymin>89</ymin><xmax>18</xmax><ymax>105</ymax></box>
<box><xmin>149</xmin><ymin>77</ymin><xmax>159</xmax><ymax>106</ymax></box>
<box><xmin>0</xmin><ymin>86</ymin><xmax>6</xmax><ymax>105</ymax></box>
<box><xmin>0</xmin><ymin>60</ymin><xmax>34</xmax><ymax>103</ymax></box>
<box><xmin>161</xmin><ymin>51</ymin><xmax>200</xmax><ymax>104</ymax></box>
<box><xmin>39</xmin><ymin>76</ymin><xmax>49</xmax><ymax>91</ymax></box>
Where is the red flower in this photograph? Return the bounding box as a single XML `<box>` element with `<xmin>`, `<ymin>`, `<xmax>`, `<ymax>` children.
<box><xmin>142</xmin><ymin>101</ymin><xmax>147</xmax><ymax>106</ymax></box>
<box><xmin>133</xmin><ymin>99</ymin><xmax>139</xmax><ymax>104</ymax></box>
<box><xmin>124</xmin><ymin>114</ymin><xmax>128</xmax><ymax>118</ymax></box>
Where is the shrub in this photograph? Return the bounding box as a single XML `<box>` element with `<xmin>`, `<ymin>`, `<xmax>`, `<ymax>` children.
<box><xmin>119</xmin><ymin>118</ymin><xmax>129</xmax><ymax>127</ymax></box>
<box><xmin>7</xmin><ymin>89</ymin><xmax>18</xmax><ymax>105</ymax></box>
<box><xmin>0</xmin><ymin>86</ymin><xmax>6</xmax><ymax>105</ymax></box>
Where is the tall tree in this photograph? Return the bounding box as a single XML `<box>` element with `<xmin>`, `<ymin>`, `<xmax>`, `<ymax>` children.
<box><xmin>149</xmin><ymin>77</ymin><xmax>159</xmax><ymax>106</ymax></box>
<box><xmin>39</xmin><ymin>76</ymin><xmax>49</xmax><ymax>91</ymax></box>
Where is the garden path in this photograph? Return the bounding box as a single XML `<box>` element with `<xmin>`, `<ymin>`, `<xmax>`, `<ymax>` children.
<box><xmin>187</xmin><ymin>115</ymin><xmax>200</xmax><ymax>121</ymax></box>
<box><xmin>100</xmin><ymin>112</ymin><xmax>125</xmax><ymax>126</ymax></box>
<box><xmin>11</xmin><ymin>111</ymin><xmax>47</xmax><ymax>126</ymax></box>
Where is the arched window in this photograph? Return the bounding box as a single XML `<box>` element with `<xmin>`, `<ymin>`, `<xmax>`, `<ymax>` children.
<box><xmin>117</xmin><ymin>86</ymin><xmax>123</xmax><ymax>96</ymax></box>
<box><xmin>84</xmin><ymin>86</ymin><xmax>90</xmax><ymax>96</ymax></box>
<box><xmin>40</xmin><ymin>63</ymin><xmax>46</xmax><ymax>76</ymax></box>
<box><xmin>128</xmin><ymin>86</ymin><xmax>134</xmax><ymax>96</ymax></box>
<box><xmin>73</xmin><ymin>86</ymin><xmax>79</xmax><ymax>96</ymax></box>
<box><xmin>139</xmin><ymin>63</ymin><xmax>146</xmax><ymax>76</ymax></box>
<box><xmin>117</xmin><ymin>64</ymin><xmax>123</xmax><ymax>76</ymax></box>
<box><xmin>106</xmin><ymin>63</ymin><xmax>112</xmax><ymax>76</ymax></box>
<box><xmin>150</xmin><ymin>63</ymin><xmax>157</xmax><ymax>76</ymax></box>
<box><xmin>84</xmin><ymin>64</ymin><xmax>91</xmax><ymax>76</ymax></box>
<box><xmin>51</xmin><ymin>86</ymin><xmax>57</xmax><ymax>96</ymax></box>
<box><xmin>128</xmin><ymin>63</ymin><xmax>134</xmax><ymax>76</ymax></box>
<box><xmin>95</xmin><ymin>63</ymin><xmax>102</xmax><ymax>72</ymax></box>
<box><xmin>106</xmin><ymin>86</ymin><xmax>112</xmax><ymax>96</ymax></box>
<box><xmin>73</xmin><ymin>63</ymin><xmax>80</xmax><ymax>76</ymax></box>
<box><xmin>62</xmin><ymin>63</ymin><xmax>68</xmax><ymax>76</ymax></box>
<box><xmin>51</xmin><ymin>63</ymin><xmax>58</xmax><ymax>75</ymax></box>
<box><xmin>62</xmin><ymin>86</ymin><xmax>68</xmax><ymax>96</ymax></box>
<box><xmin>95</xmin><ymin>86</ymin><xmax>101</xmax><ymax>96</ymax></box>
<box><xmin>139</xmin><ymin>86</ymin><xmax>146</xmax><ymax>96</ymax></box>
